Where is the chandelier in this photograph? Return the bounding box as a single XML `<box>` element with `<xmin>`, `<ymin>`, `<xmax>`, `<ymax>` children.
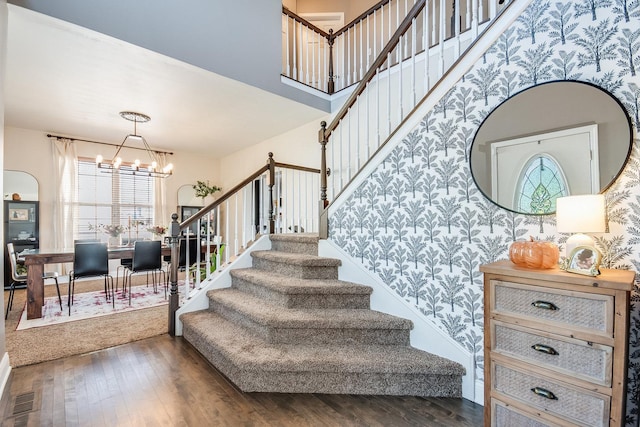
<box><xmin>96</xmin><ymin>111</ymin><xmax>174</xmax><ymax>178</ymax></box>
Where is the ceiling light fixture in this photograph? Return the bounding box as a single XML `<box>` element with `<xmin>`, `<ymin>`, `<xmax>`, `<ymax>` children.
<box><xmin>96</xmin><ymin>111</ymin><xmax>174</xmax><ymax>178</ymax></box>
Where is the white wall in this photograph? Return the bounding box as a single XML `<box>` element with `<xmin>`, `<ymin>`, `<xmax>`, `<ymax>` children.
<box><xmin>218</xmin><ymin>117</ymin><xmax>327</xmax><ymax>190</ymax></box>
<box><xmin>4</xmin><ymin>126</ymin><xmax>220</xmax><ymax>249</ymax></box>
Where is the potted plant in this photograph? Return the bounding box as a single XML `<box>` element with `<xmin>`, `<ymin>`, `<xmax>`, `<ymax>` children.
<box><xmin>89</xmin><ymin>223</ymin><xmax>127</xmax><ymax>247</ymax></box>
<box><xmin>193</xmin><ymin>180</ymin><xmax>221</xmax><ymax>203</ymax></box>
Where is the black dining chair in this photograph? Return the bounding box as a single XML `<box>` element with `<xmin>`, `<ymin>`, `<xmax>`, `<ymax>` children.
<box><xmin>5</xmin><ymin>243</ymin><xmax>62</xmax><ymax>319</ymax></box>
<box><xmin>123</xmin><ymin>240</ymin><xmax>167</xmax><ymax>305</ymax></box>
<box><xmin>164</xmin><ymin>237</ymin><xmax>200</xmax><ymax>276</ymax></box>
<box><xmin>68</xmin><ymin>242</ymin><xmax>114</xmax><ymax>315</ymax></box>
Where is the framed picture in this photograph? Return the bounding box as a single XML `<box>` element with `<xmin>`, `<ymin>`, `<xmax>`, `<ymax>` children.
<box><xmin>9</xmin><ymin>208</ymin><xmax>29</xmax><ymax>221</ymax></box>
<box><xmin>566</xmin><ymin>246</ymin><xmax>601</xmax><ymax>276</ymax></box>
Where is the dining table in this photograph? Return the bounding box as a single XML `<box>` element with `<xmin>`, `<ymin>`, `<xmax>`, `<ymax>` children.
<box><xmin>21</xmin><ymin>245</ymin><xmax>176</xmax><ymax>320</ymax></box>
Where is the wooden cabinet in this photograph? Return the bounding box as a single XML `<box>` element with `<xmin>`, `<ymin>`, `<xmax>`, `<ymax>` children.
<box><xmin>481</xmin><ymin>260</ymin><xmax>635</xmax><ymax>427</ymax></box>
<box><xmin>4</xmin><ymin>200</ymin><xmax>39</xmax><ymax>288</ymax></box>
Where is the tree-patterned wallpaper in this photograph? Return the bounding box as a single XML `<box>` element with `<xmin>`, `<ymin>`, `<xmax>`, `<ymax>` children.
<box><xmin>328</xmin><ymin>0</ymin><xmax>640</xmax><ymax>422</ymax></box>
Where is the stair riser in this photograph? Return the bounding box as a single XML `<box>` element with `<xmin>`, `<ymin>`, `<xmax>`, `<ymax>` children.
<box><xmin>252</xmin><ymin>257</ymin><xmax>338</xmax><ymax>280</ymax></box>
<box><xmin>238</xmin><ymin>371</ymin><xmax>462</xmax><ymax>397</ymax></box>
<box><xmin>182</xmin><ymin>325</ymin><xmax>460</xmax><ymax>397</ymax></box>
<box><xmin>209</xmin><ymin>299</ymin><xmax>410</xmax><ymax>346</ymax></box>
<box><xmin>231</xmin><ymin>276</ymin><xmax>371</xmax><ymax>309</ymax></box>
<box><xmin>270</xmin><ymin>240</ymin><xmax>317</xmax><ymax>256</ymax></box>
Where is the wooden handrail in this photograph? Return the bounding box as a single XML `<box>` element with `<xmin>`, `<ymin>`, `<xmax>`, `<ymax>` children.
<box><xmin>274</xmin><ymin>162</ymin><xmax>321</xmax><ymax>174</ymax></box>
<box><xmin>332</xmin><ymin>0</ymin><xmax>397</xmax><ymax>38</ymax></box>
<box><xmin>282</xmin><ymin>7</ymin><xmax>331</xmax><ymax>38</ymax></box>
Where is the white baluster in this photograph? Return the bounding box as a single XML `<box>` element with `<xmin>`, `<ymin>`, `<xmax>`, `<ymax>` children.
<box><xmin>454</xmin><ymin>0</ymin><xmax>461</xmax><ymax>58</ymax></box>
<box><xmin>472</xmin><ymin>0</ymin><xmax>479</xmax><ymax>38</ymax></box>
<box><xmin>424</xmin><ymin>3</ymin><xmax>430</xmax><ymax>94</ymax></box>
<box><xmin>285</xmin><ymin>15</ymin><xmax>290</xmax><ymax>77</ymax></box>
<box><xmin>438</xmin><ymin>0</ymin><xmax>446</xmax><ymax>76</ymax></box>
<box><xmin>304</xmin><ymin>27</ymin><xmax>310</xmax><ymax>85</ymax></box>
<box><xmin>234</xmin><ymin>193</ymin><xmax>239</xmax><ymax>254</ymax></box>
<box><xmin>431</xmin><ymin>0</ymin><xmax>436</xmax><ymax>46</ymax></box>
<box><xmin>359</xmin><ymin>21</ymin><xmax>363</xmax><ymax>81</ymax></box>
<box><xmin>366</xmin><ymin>17</ymin><xmax>371</xmax><ymax>71</ymax></box>
<box><xmin>411</xmin><ymin>17</ymin><xmax>417</xmax><ymax>108</ymax></box>
<box><xmin>293</xmin><ymin>20</ymin><xmax>298</xmax><ymax>80</ymax></box>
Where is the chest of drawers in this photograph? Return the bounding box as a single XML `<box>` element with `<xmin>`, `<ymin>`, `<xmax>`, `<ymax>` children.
<box><xmin>481</xmin><ymin>260</ymin><xmax>634</xmax><ymax>427</ymax></box>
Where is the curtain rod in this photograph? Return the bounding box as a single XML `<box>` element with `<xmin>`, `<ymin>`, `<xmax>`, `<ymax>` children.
<box><xmin>46</xmin><ymin>133</ymin><xmax>174</xmax><ymax>156</ymax></box>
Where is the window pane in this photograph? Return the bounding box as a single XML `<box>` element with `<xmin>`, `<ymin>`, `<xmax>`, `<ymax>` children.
<box><xmin>75</xmin><ymin>159</ymin><xmax>156</xmax><ymax>241</ymax></box>
<box><xmin>516</xmin><ymin>156</ymin><xmax>568</xmax><ymax>214</ymax></box>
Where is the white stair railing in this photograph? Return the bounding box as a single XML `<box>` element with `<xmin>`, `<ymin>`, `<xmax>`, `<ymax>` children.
<box><xmin>282</xmin><ymin>0</ymin><xmax>507</xmax><ymax>94</ymax></box>
<box><xmin>167</xmin><ymin>154</ymin><xmax>321</xmax><ymax>334</ymax></box>
<box><xmin>317</xmin><ymin>0</ymin><xmax>512</xmax><ymax>215</ymax></box>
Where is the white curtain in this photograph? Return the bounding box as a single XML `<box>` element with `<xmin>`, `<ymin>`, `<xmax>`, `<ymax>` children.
<box><xmin>154</xmin><ymin>152</ymin><xmax>169</xmax><ymax>228</ymax></box>
<box><xmin>51</xmin><ymin>137</ymin><xmax>77</xmax><ymax>274</ymax></box>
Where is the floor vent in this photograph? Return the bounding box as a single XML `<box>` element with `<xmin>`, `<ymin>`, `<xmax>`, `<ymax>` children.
<box><xmin>13</xmin><ymin>392</ymin><xmax>35</xmax><ymax>415</ymax></box>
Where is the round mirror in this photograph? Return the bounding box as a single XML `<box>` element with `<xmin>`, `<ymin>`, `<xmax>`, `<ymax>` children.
<box><xmin>470</xmin><ymin>81</ymin><xmax>632</xmax><ymax>214</ymax></box>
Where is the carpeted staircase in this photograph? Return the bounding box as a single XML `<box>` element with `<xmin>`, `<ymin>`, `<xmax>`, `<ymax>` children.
<box><xmin>180</xmin><ymin>234</ymin><xmax>465</xmax><ymax>396</ymax></box>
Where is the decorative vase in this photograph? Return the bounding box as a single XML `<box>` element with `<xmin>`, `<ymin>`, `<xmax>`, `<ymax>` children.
<box><xmin>108</xmin><ymin>235</ymin><xmax>122</xmax><ymax>248</ymax></box>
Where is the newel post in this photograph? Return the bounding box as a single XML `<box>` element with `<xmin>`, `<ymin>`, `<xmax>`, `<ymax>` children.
<box><xmin>318</xmin><ymin>122</ymin><xmax>329</xmax><ymax>239</ymax></box>
<box><xmin>327</xmin><ymin>30</ymin><xmax>335</xmax><ymax>94</ymax></box>
<box><xmin>168</xmin><ymin>213</ymin><xmax>180</xmax><ymax>336</ymax></box>
<box><xmin>267</xmin><ymin>152</ymin><xmax>276</xmax><ymax>234</ymax></box>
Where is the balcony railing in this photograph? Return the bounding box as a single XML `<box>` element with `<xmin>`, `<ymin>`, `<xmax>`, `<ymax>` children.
<box><xmin>282</xmin><ymin>0</ymin><xmax>508</xmax><ymax>94</ymax></box>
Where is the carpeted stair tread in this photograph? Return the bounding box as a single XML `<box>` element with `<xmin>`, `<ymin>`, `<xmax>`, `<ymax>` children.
<box><xmin>181</xmin><ymin>310</ymin><xmax>464</xmax><ymax>376</ymax></box>
<box><xmin>269</xmin><ymin>233</ymin><xmax>319</xmax><ymax>245</ymax></box>
<box><xmin>208</xmin><ymin>288</ymin><xmax>411</xmax><ymax>330</ymax></box>
<box><xmin>251</xmin><ymin>250</ymin><xmax>341</xmax><ymax>267</ymax></box>
<box><xmin>230</xmin><ymin>268</ymin><xmax>372</xmax><ymax>295</ymax></box>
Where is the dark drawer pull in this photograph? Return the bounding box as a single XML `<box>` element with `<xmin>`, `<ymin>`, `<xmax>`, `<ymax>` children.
<box><xmin>531</xmin><ymin>300</ymin><xmax>558</xmax><ymax>311</ymax></box>
<box><xmin>531</xmin><ymin>344</ymin><xmax>559</xmax><ymax>355</ymax></box>
<box><xmin>531</xmin><ymin>387</ymin><xmax>558</xmax><ymax>400</ymax></box>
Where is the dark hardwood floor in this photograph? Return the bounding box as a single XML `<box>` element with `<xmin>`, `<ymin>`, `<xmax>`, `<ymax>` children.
<box><xmin>0</xmin><ymin>335</ymin><xmax>484</xmax><ymax>426</ymax></box>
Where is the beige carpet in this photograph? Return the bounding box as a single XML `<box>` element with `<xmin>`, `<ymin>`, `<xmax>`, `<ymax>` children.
<box><xmin>4</xmin><ymin>275</ymin><xmax>170</xmax><ymax>367</ymax></box>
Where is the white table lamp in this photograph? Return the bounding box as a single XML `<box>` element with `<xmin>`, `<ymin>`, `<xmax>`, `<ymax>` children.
<box><xmin>556</xmin><ymin>194</ymin><xmax>606</xmax><ymax>256</ymax></box>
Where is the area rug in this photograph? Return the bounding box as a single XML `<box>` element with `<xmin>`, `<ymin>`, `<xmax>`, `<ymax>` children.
<box><xmin>16</xmin><ymin>284</ymin><xmax>169</xmax><ymax>330</ymax></box>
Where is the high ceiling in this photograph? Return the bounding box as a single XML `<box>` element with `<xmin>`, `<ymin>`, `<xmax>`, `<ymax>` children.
<box><xmin>4</xmin><ymin>5</ymin><xmax>327</xmax><ymax>157</ymax></box>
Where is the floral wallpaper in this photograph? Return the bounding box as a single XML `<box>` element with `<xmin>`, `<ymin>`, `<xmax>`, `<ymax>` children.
<box><xmin>328</xmin><ymin>0</ymin><xmax>640</xmax><ymax>422</ymax></box>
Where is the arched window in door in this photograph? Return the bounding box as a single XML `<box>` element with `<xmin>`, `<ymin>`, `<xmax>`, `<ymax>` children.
<box><xmin>515</xmin><ymin>155</ymin><xmax>569</xmax><ymax>214</ymax></box>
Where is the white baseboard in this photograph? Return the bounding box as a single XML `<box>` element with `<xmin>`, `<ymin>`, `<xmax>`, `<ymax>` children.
<box><xmin>474</xmin><ymin>379</ymin><xmax>484</xmax><ymax>405</ymax></box>
<box><xmin>0</xmin><ymin>352</ymin><xmax>12</xmax><ymax>399</ymax></box>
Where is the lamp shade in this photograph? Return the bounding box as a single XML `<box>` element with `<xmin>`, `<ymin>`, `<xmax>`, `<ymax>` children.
<box><xmin>556</xmin><ymin>194</ymin><xmax>606</xmax><ymax>233</ymax></box>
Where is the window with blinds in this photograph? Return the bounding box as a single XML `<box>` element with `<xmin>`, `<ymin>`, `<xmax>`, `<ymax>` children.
<box><xmin>76</xmin><ymin>158</ymin><xmax>155</xmax><ymax>242</ymax></box>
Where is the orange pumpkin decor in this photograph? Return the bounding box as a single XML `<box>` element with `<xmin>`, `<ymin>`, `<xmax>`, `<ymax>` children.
<box><xmin>509</xmin><ymin>237</ymin><xmax>559</xmax><ymax>269</ymax></box>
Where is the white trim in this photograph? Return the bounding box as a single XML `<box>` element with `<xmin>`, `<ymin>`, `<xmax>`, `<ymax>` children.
<box><xmin>174</xmin><ymin>234</ymin><xmax>272</xmax><ymax>336</ymax></box>
<box><xmin>319</xmin><ymin>239</ymin><xmax>477</xmax><ymax>402</ymax></box>
<box><xmin>475</xmin><ymin>378</ymin><xmax>484</xmax><ymax>405</ymax></box>
<box><xmin>0</xmin><ymin>352</ymin><xmax>12</xmax><ymax>399</ymax></box>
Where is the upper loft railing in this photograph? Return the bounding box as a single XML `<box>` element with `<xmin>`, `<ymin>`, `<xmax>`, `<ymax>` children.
<box><xmin>282</xmin><ymin>0</ymin><xmax>507</xmax><ymax>94</ymax></box>
<box><xmin>166</xmin><ymin>153</ymin><xmax>320</xmax><ymax>335</ymax></box>
<box><xmin>316</xmin><ymin>0</ymin><xmax>513</xmax><ymax>235</ymax></box>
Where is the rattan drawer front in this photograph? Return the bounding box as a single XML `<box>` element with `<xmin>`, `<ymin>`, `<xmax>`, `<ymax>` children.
<box><xmin>492</xmin><ymin>399</ymin><xmax>554</xmax><ymax>427</ymax></box>
<box><xmin>493</xmin><ymin>362</ymin><xmax>610</xmax><ymax>427</ymax></box>
<box><xmin>493</xmin><ymin>322</ymin><xmax>612</xmax><ymax>386</ymax></box>
<box><xmin>492</xmin><ymin>280</ymin><xmax>613</xmax><ymax>335</ymax></box>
